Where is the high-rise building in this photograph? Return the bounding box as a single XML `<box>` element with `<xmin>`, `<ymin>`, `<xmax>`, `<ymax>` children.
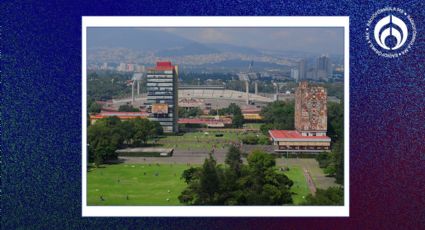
<box><xmin>118</xmin><ymin>63</ymin><xmax>126</xmax><ymax>72</ymax></box>
<box><xmin>135</xmin><ymin>64</ymin><xmax>146</xmax><ymax>73</ymax></box>
<box><xmin>101</xmin><ymin>62</ymin><xmax>108</xmax><ymax>70</ymax></box>
<box><xmin>146</xmin><ymin>61</ymin><xmax>178</xmax><ymax>133</ymax></box>
<box><xmin>291</xmin><ymin>68</ymin><xmax>299</xmax><ymax>82</ymax></box>
<box><xmin>298</xmin><ymin>59</ymin><xmax>306</xmax><ymax>81</ymax></box>
<box><xmin>126</xmin><ymin>64</ymin><xmax>135</xmax><ymax>72</ymax></box>
<box><xmin>316</xmin><ymin>55</ymin><xmax>332</xmax><ymax>81</ymax></box>
<box><xmin>295</xmin><ymin>81</ymin><xmax>327</xmax><ymax>136</ymax></box>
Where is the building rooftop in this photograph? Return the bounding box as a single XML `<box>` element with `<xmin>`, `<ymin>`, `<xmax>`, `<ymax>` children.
<box><xmin>241</xmin><ymin>108</ymin><xmax>262</xmax><ymax>114</ymax></box>
<box><xmin>148</xmin><ymin>61</ymin><xmax>174</xmax><ymax>71</ymax></box>
<box><xmin>90</xmin><ymin>111</ymin><xmax>149</xmax><ymax>119</ymax></box>
<box><xmin>269</xmin><ymin>130</ymin><xmax>330</xmax><ymax>140</ymax></box>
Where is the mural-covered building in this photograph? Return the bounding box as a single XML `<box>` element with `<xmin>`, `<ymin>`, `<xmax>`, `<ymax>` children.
<box><xmin>269</xmin><ymin>81</ymin><xmax>331</xmax><ymax>153</ymax></box>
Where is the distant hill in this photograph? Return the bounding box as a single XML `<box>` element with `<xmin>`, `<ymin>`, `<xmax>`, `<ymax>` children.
<box><xmin>199</xmin><ymin>59</ymin><xmax>285</xmax><ymax>68</ymax></box>
<box><xmin>206</xmin><ymin>43</ymin><xmax>263</xmax><ymax>55</ymax></box>
<box><xmin>88</xmin><ymin>28</ymin><xmax>263</xmax><ymax>56</ymax></box>
<box><xmin>156</xmin><ymin>42</ymin><xmax>219</xmax><ymax>56</ymax></box>
<box><xmin>86</xmin><ymin>28</ymin><xmax>342</xmax><ymax>66</ymax></box>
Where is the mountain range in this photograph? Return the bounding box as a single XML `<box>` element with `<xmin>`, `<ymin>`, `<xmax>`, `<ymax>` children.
<box><xmin>87</xmin><ymin>28</ymin><xmax>343</xmax><ymax>66</ymax></box>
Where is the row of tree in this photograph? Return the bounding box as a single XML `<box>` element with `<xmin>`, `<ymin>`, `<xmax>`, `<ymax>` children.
<box><xmin>87</xmin><ymin>71</ymin><xmax>134</xmax><ymax>101</ymax></box>
<box><xmin>118</xmin><ymin>104</ymin><xmax>140</xmax><ymax>112</ymax></box>
<box><xmin>88</xmin><ymin>117</ymin><xmax>163</xmax><ymax>166</ymax></box>
<box><xmin>259</xmin><ymin>101</ymin><xmax>295</xmax><ymax>135</ymax></box>
<box><xmin>178</xmin><ymin>107</ymin><xmax>203</xmax><ymax>118</ymax></box>
<box><xmin>179</xmin><ymin>147</ymin><xmax>294</xmax><ymax>205</ymax></box>
<box><xmin>316</xmin><ymin>101</ymin><xmax>344</xmax><ymax>184</ymax></box>
<box><xmin>219</xmin><ymin>103</ymin><xmax>244</xmax><ymax>128</ymax></box>
<box><xmin>240</xmin><ymin>134</ymin><xmax>270</xmax><ymax>145</ymax></box>
<box><xmin>88</xmin><ymin>99</ymin><xmax>102</xmax><ymax>113</ymax></box>
<box><xmin>303</xmin><ymin>186</ymin><xmax>344</xmax><ymax>205</ymax></box>
<box><xmin>209</xmin><ymin>103</ymin><xmax>244</xmax><ymax>128</ymax></box>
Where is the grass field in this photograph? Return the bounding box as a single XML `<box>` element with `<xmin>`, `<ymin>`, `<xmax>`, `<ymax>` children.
<box><xmin>283</xmin><ymin>166</ymin><xmax>310</xmax><ymax>204</ymax></box>
<box><xmin>243</xmin><ymin>123</ymin><xmax>263</xmax><ymax>130</ymax></box>
<box><xmin>87</xmin><ymin>164</ymin><xmax>188</xmax><ymax>205</ymax></box>
<box><xmin>155</xmin><ymin>131</ymin><xmax>269</xmax><ymax>151</ymax></box>
<box><xmin>157</xmin><ymin>131</ymin><xmax>241</xmax><ymax>150</ymax></box>
<box><xmin>87</xmin><ymin>163</ymin><xmax>310</xmax><ymax>205</ymax></box>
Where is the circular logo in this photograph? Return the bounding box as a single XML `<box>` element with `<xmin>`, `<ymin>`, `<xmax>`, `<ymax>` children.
<box><xmin>366</xmin><ymin>7</ymin><xmax>416</xmax><ymax>58</ymax></box>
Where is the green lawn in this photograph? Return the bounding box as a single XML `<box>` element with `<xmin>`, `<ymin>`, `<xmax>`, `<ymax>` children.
<box><xmin>87</xmin><ymin>164</ymin><xmax>189</xmax><ymax>205</ymax></box>
<box><xmin>156</xmin><ymin>131</ymin><xmax>241</xmax><ymax>150</ymax></box>
<box><xmin>155</xmin><ymin>131</ymin><xmax>270</xmax><ymax>150</ymax></box>
<box><xmin>283</xmin><ymin>166</ymin><xmax>310</xmax><ymax>204</ymax></box>
<box><xmin>243</xmin><ymin>123</ymin><xmax>263</xmax><ymax>130</ymax></box>
<box><xmin>87</xmin><ymin>163</ymin><xmax>309</xmax><ymax>206</ymax></box>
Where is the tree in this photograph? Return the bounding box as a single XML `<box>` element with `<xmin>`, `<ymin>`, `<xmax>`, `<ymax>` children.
<box><xmin>303</xmin><ymin>187</ymin><xmax>344</xmax><ymax>205</ymax></box>
<box><xmin>334</xmin><ymin>140</ymin><xmax>344</xmax><ymax>184</ymax></box>
<box><xmin>88</xmin><ymin>119</ymin><xmax>122</xmax><ymax>166</ymax></box>
<box><xmin>247</xmin><ymin>150</ymin><xmax>276</xmax><ymax>175</ymax></box>
<box><xmin>88</xmin><ymin>102</ymin><xmax>102</xmax><ymax>113</ymax></box>
<box><xmin>199</xmin><ymin>154</ymin><xmax>221</xmax><ymax>204</ymax></box>
<box><xmin>119</xmin><ymin>104</ymin><xmax>139</xmax><ymax>112</ymax></box>
<box><xmin>227</xmin><ymin>103</ymin><xmax>242</xmax><ymax>116</ymax></box>
<box><xmin>87</xmin><ymin>116</ymin><xmax>163</xmax><ymax>167</ymax></box>
<box><xmin>87</xmin><ymin>71</ymin><xmax>134</xmax><ymax>101</ymax></box>
<box><xmin>178</xmin><ymin>107</ymin><xmax>203</xmax><ymax>118</ymax></box>
<box><xmin>315</xmin><ymin>101</ymin><xmax>344</xmax><ymax>184</ymax></box>
<box><xmin>132</xmin><ymin>118</ymin><xmax>152</xmax><ymax>146</ymax></box>
<box><xmin>119</xmin><ymin>121</ymin><xmax>135</xmax><ymax>145</ymax></box>
<box><xmin>225</xmin><ymin>146</ymin><xmax>243</xmax><ymax>176</ymax></box>
<box><xmin>258</xmin><ymin>135</ymin><xmax>271</xmax><ymax>145</ymax></box>
<box><xmin>215</xmin><ymin>103</ymin><xmax>244</xmax><ymax>128</ymax></box>
<box><xmin>241</xmin><ymin>150</ymin><xmax>293</xmax><ymax>205</ymax></box>
<box><xmin>179</xmin><ymin>154</ymin><xmax>221</xmax><ymax>205</ymax></box>
<box><xmin>327</xmin><ymin>102</ymin><xmax>344</xmax><ymax>142</ymax></box>
<box><xmin>179</xmin><ymin>167</ymin><xmax>201</xmax><ymax>204</ymax></box>
<box><xmin>260</xmin><ymin>101</ymin><xmax>294</xmax><ymax>135</ymax></box>
<box><xmin>232</xmin><ymin>114</ymin><xmax>244</xmax><ymax>128</ymax></box>
<box><xmin>181</xmin><ymin>167</ymin><xmax>200</xmax><ymax>184</ymax></box>
<box><xmin>179</xmin><ymin>148</ymin><xmax>294</xmax><ymax>205</ymax></box>
<box><xmin>101</xmin><ymin>116</ymin><xmax>121</xmax><ymax>127</ymax></box>
<box><xmin>241</xmin><ymin>134</ymin><xmax>265</xmax><ymax>145</ymax></box>
<box><xmin>151</xmin><ymin>121</ymin><xmax>163</xmax><ymax>136</ymax></box>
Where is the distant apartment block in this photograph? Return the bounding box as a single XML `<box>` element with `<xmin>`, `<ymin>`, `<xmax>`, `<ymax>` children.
<box><xmin>291</xmin><ymin>68</ymin><xmax>299</xmax><ymax>82</ymax></box>
<box><xmin>316</xmin><ymin>55</ymin><xmax>332</xmax><ymax>81</ymax></box>
<box><xmin>297</xmin><ymin>59</ymin><xmax>306</xmax><ymax>81</ymax></box>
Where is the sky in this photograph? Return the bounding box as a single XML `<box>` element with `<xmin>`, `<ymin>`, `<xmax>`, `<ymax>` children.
<box><xmin>153</xmin><ymin>27</ymin><xmax>344</xmax><ymax>55</ymax></box>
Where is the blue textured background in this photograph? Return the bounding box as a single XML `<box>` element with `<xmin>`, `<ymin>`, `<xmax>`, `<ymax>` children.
<box><xmin>2</xmin><ymin>0</ymin><xmax>425</xmax><ymax>229</ymax></box>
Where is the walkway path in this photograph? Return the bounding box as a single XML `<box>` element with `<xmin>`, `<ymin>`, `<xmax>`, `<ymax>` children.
<box><xmin>303</xmin><ymin>168</ymin><xmax>317</xmax><ymax>196</ymax></box>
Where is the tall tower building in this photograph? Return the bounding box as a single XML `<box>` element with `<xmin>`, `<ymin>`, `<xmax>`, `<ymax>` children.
<box><xmin>316</xmin><ymin>55</ymin><xmax>332</xmax><ymax>81</ymax></box>
<box><xmin>295</xmin><ymin>81</ymin><xmax>327</xmax><ymax>136</ymax></box>
<box><xmin>291</xmin><ymin>68</ymin><xmax>299</xmax><ymax>82</ymax></box>
<box><xmin>268</xmin><ymin>81</ymin><xmax>331</xmax><ymax>153</ymax></box>
<box><xmin>298</xmin><ymin>59</ymin><xmax>306</xmax><ymax>81</ymax></box>
<box><xmin>146</xmin><ymin>61</ymin><xmax>178</xmax><ymax>133</ymax></box>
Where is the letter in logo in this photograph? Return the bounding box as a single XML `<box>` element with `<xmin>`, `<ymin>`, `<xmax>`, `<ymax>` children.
<box><xmin>374</xmin><ymin>15</ymin><xmax>408</xmax><ymax>50</ymax></box>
